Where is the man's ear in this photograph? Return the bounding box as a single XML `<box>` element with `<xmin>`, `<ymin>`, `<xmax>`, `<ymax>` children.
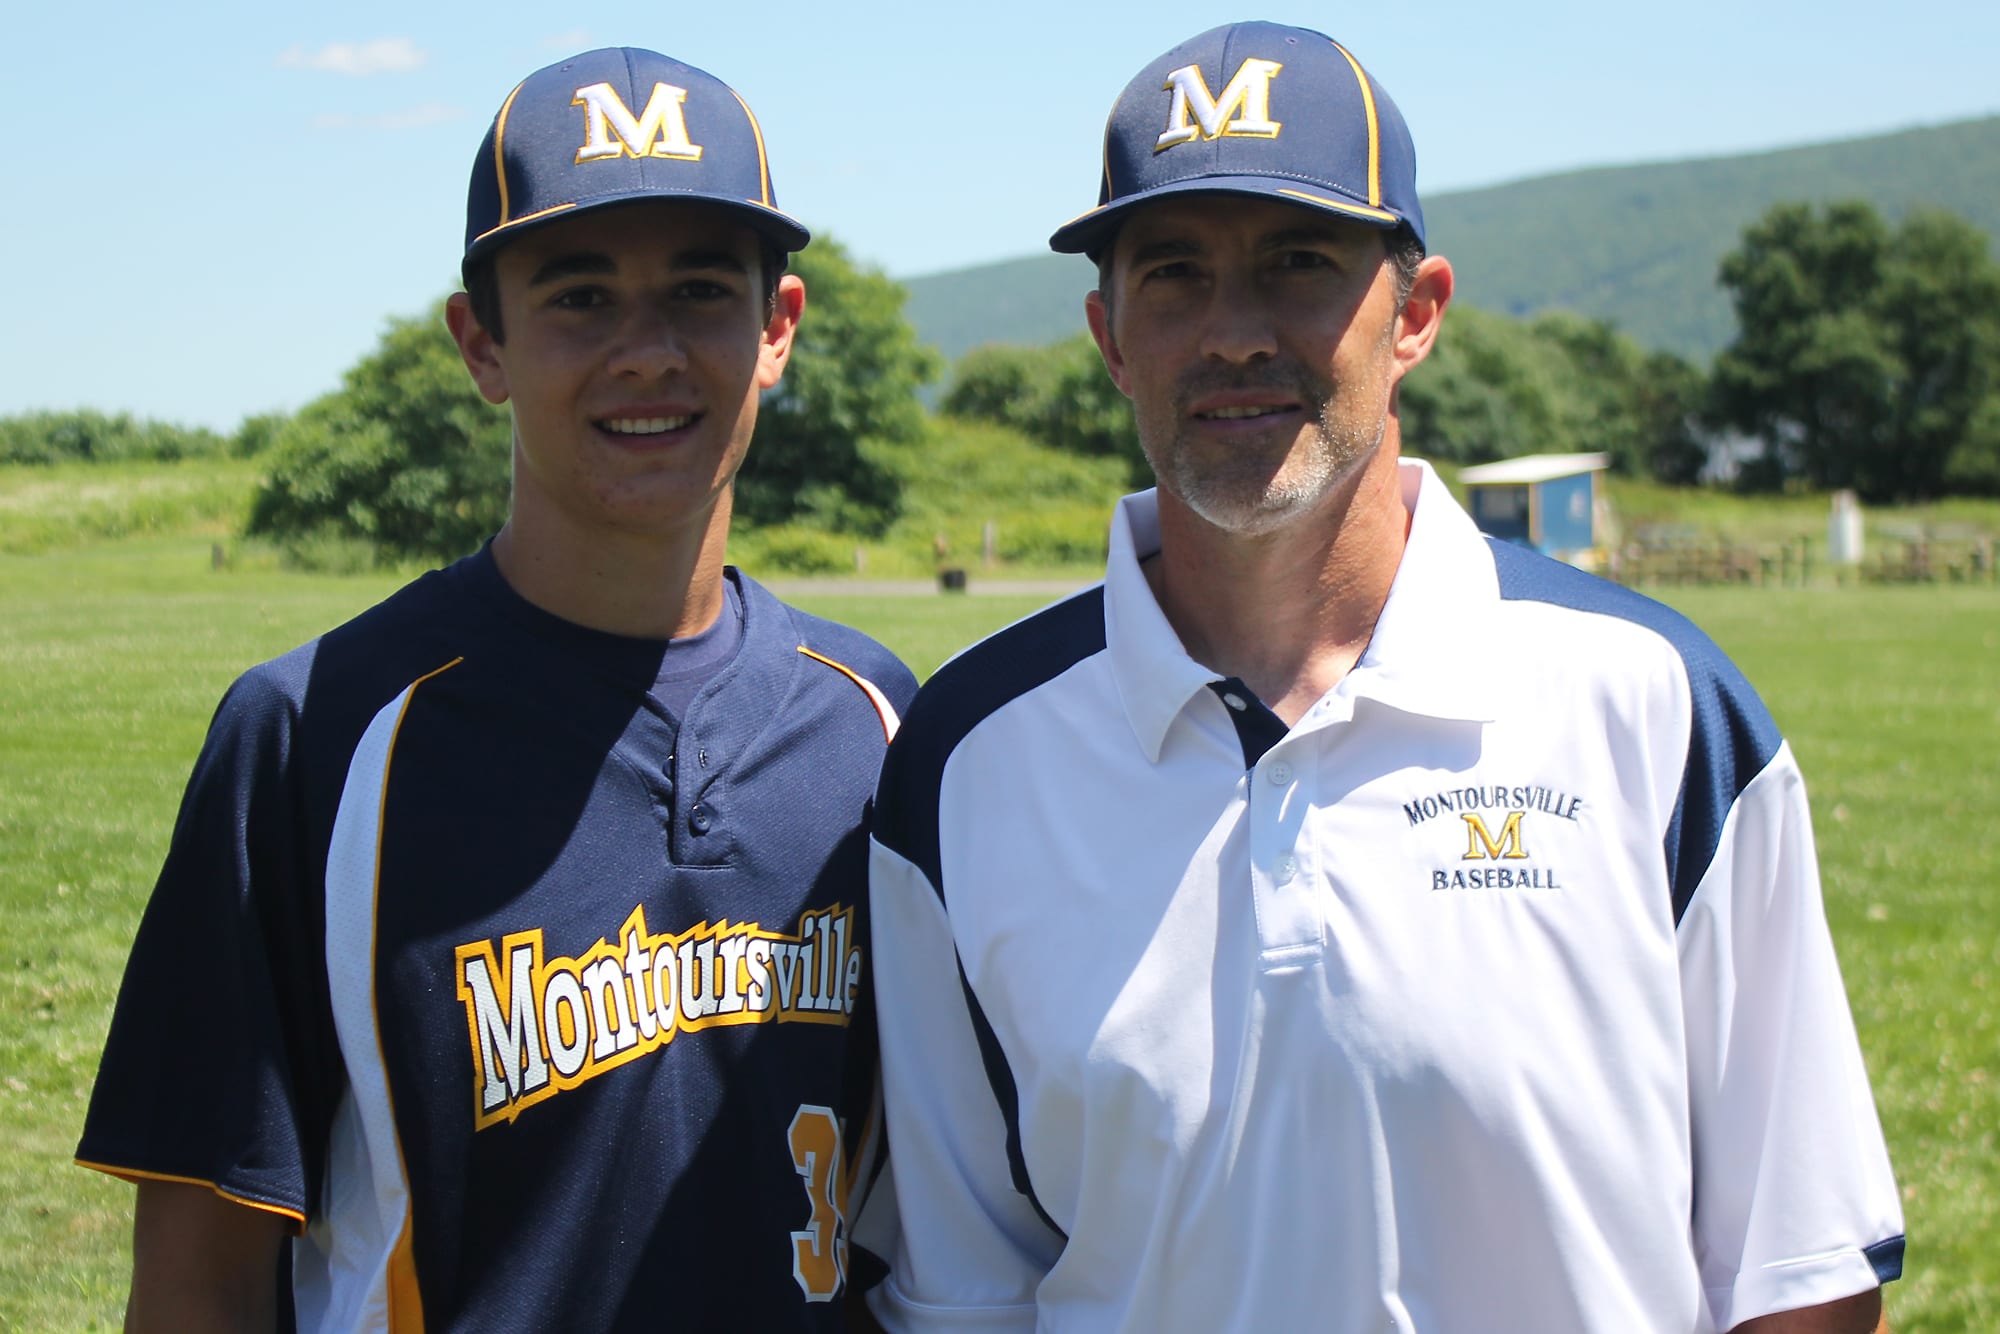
<box><xmin>1084</xmin><ymin>289</ymin><xmax>1133</xmax><ymax>399</ymax></box>
<box><xmin>1390</xmin><ymin>255</ymin><xmax>1454</xmax><ymax>383</ymax></box>
<box><xmin>445</xmin><ymin>292</ymin><xmax>510</xmax><ymax>406</ymax></box>
<box><xmin>755</xmin><ymin>273</ymin><xmax>808</xmax><ymax>391</ymax></box>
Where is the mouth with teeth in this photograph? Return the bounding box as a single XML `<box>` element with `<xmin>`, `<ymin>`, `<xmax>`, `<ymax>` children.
<box><xmin>597</xmin><ymin>414</ymin><xmax>698</xmax><ymax>437</ymax></box>
<box><xmin>1196</xmin><ymin>404</ymin><xmax>1296</xmax><ymax>421</ymax></box>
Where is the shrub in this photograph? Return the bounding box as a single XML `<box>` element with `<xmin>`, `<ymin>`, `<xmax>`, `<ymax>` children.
<box><xmin>0</xmin><ymin>410</ymin><xmax>228</xmax><ymax>465</ymax></box>
<box><xmin>729</xmin><ymin>526</ymin><xmax>859</xmax><ymax>577</ymax></box>
<box><xmin>992</xmin><ymin>505</ymin><xmax>1112</xmax><ymax>566</ymax></box>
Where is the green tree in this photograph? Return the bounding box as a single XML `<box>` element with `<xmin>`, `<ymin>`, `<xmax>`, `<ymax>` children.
<box><xmin>1396</xmin><ymin>307</ymin><xmax>1710</xmax><ymax>482</ymax></box>
<box><xmin>1400</xmin><ymin>306</ymin><xmax>1592</xmax><ymax>464</ymax></box>
<box><xmin>1711</xmin><ymin>200</ymin><xmax>2000</xmax><ymax>499</ymax></box>
<box><xmin>0</xmin><ymin>410</ymin><xmax>227</xmax><ymax>464</ymax></box>
<box><xmin>737</xmin><ymin>236</ymin><xmax>941</xmax><ymax>531</ymax></box>
<box><xmin>247</xmin><ymin>302</ymin><xmax>511</xmax><ymax>563</ymax></box>
<box><xmin>1875</xmin><ymin>209</ymin><xmax>2000</xmax><ymax>496</ymax></box>
<box><xmin>230</xmin><ymin>411</ymin><xmax>291</xmax><ymax>459</ymax></box>
<box><xmin>1526</xmin><ymin>312</ymin><xmax>1708</xmax><ymax>483</ymax></box>
<box><xmin>943</xmin><ymin>334</ymin><xmax>1144</xmax><ymax>482</ymax></box>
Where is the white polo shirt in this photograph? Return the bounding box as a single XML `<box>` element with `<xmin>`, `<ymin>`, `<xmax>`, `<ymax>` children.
<box><xmin>866</xmin><ymin>460</ymin><xmax>1902</xmax><ymax>1334</ymax></box>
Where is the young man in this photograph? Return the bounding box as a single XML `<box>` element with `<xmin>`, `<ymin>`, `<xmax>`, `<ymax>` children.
<box><xmin>867</xmin><ymin>22</ymin><xmax>1902</xmax><ymax>1333</ymax></box>
<box><xmin>78</xmin><ymin>47</ymin><xmax>914</xmax><ymax>1331</ymax></box>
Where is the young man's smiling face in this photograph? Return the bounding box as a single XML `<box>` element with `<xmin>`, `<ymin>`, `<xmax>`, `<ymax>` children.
<box><xmin>449</xmin><ymin>199</ymin><xmax>801</xmax><ymax>545</ymax></box>
<box><xmin>1087</xmin><ymin>196</ymin><xmax>1435</xmax><ymax>538</ymax></box>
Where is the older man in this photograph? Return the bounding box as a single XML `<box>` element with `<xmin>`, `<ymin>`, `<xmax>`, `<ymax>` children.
<box><xmin>867</xmin><ymin>21</ymin><xmax>1901</xmax><ymax>1334</ymax></box>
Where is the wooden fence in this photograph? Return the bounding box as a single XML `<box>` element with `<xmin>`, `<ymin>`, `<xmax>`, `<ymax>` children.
<box><xmin>1610</xmin><ymin>528</ymin><xmax>1996</xmax><ymax>589</ymax></box>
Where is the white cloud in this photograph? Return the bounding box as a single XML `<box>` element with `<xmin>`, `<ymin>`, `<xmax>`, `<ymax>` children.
<box><xmin>538</xmin><ymin>30</ymin><xmax>594</xmax><ymax>52</ymax></box>
<box><xmin>279</xmin><ymin>38</ymin><xmax>427</xmax><ymax>77</ymax></box>
<box><xmin>309</xmin><ymin>103</ymin><xmax>466</xmax><ymax>131</ymax></box>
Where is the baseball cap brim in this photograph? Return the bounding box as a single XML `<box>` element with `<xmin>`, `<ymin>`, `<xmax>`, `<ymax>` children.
<box><xmin>1050</xmin><ymin>174</ymin><xmax>1408</xmax><ymax>258</ymax></box>
<box><xmin>463</xmin><ymin>192</ymin><xmax>810</xmax><ymax>275</ymax></box>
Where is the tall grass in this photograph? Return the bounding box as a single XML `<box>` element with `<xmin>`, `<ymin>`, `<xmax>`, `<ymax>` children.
<box><xmin>0</xmin><ymin>459</ymin><xmax>262</xmax><ymax>555</ymax></box>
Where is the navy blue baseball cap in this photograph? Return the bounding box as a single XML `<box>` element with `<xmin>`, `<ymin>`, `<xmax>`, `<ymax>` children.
<box><xmin>462</xmin><ymin>47</ymin><xmax>809</xmax><ymax>278</ymax></box>
<box><xmin>1049</xmin><ymin>22</ymin><xmax>1424</xmax><ymax>259</ymax></box>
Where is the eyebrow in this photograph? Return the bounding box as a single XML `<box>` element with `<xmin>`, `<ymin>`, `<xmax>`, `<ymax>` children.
<box><xmin>1125</xmin><ymin>237</ymin><xmax>1202</xmax><ymax>267</ymax></box>
<box><xmin>1124</xmin><ymin>224</ymin><xmax>1361</xmax><ymax>270</ymax></box>
<box><xmin>1257</xmin><ymin>225</ymin><xmax>1355</xmax><ymax>252</ymax></box>
<box><xmin>671</xmin><ymin>248</ymin><xmax>749</xmax><ymax>275</ymax></box>
<box><xmin>527</xmin><ymin>253</ymin><xmax>615</xmax><ymax>286</ymax></box>
<box><xmin>526</xmin><ymin>248</ymin><xmax>750</xmax><ymax>287</ymax></box>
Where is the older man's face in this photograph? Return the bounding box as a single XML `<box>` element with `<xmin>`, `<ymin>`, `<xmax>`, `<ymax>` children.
<box><xmin>1089</xmin><ymin>196</ymin><xmax>1407</xmax><ymax>537</ymax></box>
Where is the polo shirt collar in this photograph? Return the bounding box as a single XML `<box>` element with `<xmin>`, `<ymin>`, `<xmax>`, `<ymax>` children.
<box><xmin>1103</xmin><ymin>459</ymin><xmax>1505</xmax><ymax>763</ymax></box>
<box><xmin>1345</xmin><ymin>458</ymin><xmax>1506</xmax><ymax>725</ymax></box>
<box><xmin>1103</xmin><ymin>490</ymin><xmax>1234</xmax><ymax>763</ymax></box>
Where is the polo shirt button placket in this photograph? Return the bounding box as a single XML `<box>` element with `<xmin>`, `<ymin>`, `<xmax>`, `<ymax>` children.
<box><xmin>1250</xmin><ymin>749</ymin><xmax>1321</xmax><ymax>963</ymax></box>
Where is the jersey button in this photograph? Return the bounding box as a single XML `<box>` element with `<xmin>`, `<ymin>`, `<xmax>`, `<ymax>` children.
<box><xmin>1266</xmin><ymin>760</ymin><xmax>1293</xmax><ymax>786</ymax></box>
<box><xmin>688</xmin><ymin>804</ymin><xmax>713</xmax><ymax>835</ymax></box>
<box><xmin>1273</xmin><ymin>853</ymin><xmax>1298</xmax><ymax>885</ymax></box>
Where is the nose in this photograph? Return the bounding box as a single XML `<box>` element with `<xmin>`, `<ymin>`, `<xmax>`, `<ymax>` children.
<box><xmin>1196</xmin><ymin>271</ymin><xmax>1278</xmax><ymax>366</ymax></box>
<box><xmin>607</xmin><ymin>301</ymin><xmax>690</xmax><ymax>380</ymax></box>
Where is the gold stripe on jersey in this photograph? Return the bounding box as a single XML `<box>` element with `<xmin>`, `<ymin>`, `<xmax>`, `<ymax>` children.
<box><xmin>797</xmin><ymin>645</ymin><xmax>902</xmax><ymax>741</ymax></box>
<box><xmin>72</xmin><ymin>1161</ymin><xmax>311</xmax><ymax>1232</ymax></box>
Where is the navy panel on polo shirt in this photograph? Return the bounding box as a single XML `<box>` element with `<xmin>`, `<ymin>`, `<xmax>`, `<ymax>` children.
<box><xmin>1485</xmin><ymin>539</ymin><xmax>1785</xmax><ymax>923</ymax></box>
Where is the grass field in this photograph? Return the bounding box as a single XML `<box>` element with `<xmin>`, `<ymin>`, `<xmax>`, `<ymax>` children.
<box><xmin>2</xmin><ymin>533</ymin><xmax>1994</xmax><ymax>1329</ymax></box>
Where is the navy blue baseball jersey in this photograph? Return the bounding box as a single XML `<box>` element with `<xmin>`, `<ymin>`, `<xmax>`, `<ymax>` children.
<box><xmin>80</xmin><ymin>549</ymin><xmax>915</xmax><ymax>1330</ymax></box>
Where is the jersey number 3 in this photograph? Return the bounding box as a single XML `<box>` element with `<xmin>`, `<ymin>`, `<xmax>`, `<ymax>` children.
<box><xmin>789</xmin><ymin>1105</ymin><xmax>848</xmax><ymax>1301</ymax></box>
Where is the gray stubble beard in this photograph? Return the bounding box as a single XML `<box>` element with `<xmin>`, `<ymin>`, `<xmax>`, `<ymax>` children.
<box><xmin>1146</xmin><ymin>350</ymin><xmax>1394</xmax><ymax>539</ymax></box>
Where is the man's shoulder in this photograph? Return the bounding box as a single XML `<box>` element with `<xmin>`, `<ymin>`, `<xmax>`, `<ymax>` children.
<box><xmin>215</xmin><ymin>559</ymin><xmax>478</xmax><ymax>747</ymax></box>
<box><xmin>1481</xmin><ymin>539</ymin><xmax>1789</xmax><ymax>909</ymax></box>
<box><xmin>879</xmin><ymin>584</ymin><xmax>1106</xmax><ymax>794</ymax></box>
<box><xmin>754</xmin><ymin>585</ymin><xmax>921</xmax><ymax>711</ymax></box>
<box><xmin>872</xmin><ymin>585</ymin><xmax>1107</xmax><ymax>885</ymax></box>
<box><xmin>1484</xmin><ymin>538</ymin><xmax>1774</xmax><ymax>719</ymax></box>
<box><xmin>909</xmin><ymin>584</ymin><xmax>1106</xmax><ymax>742</ymax></box>
<box><xmin>1486</xmin><ymin>539</ymin><xmax>1714</xmax><ymax>653</ymax></box>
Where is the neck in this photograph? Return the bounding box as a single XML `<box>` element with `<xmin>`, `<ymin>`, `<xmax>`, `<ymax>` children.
<box><xmin>491</xmin><ymin>493</ymin><xmax>733</xmax><ymax>640</ymax></box>
<box><xmin>1147</xmin><ymin>441</ymin><xmax>1410</xmax><ymax>726</ymax></box>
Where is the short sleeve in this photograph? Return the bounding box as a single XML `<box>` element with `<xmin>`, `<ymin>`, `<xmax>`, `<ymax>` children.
<box><xmin>75</xmin><ymin>661</ymin><xmax>341</xmax><ymax>1228</ymax></box>
<box><xmin>1677</xmin><ymin>743</ymin><xmax>1904</xmax><ymax>1329</ymax></box>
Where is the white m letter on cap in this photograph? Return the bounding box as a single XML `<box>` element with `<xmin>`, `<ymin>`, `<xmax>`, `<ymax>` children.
<box><xmin>1156</xmin><ymin>58</ymin><xmax>1284</xmax><ymax>152</ymax></box>
<box><xmin>573</xmin><ymin>81</ymin><xmax>704</xmax><ymax>163</ymax></box>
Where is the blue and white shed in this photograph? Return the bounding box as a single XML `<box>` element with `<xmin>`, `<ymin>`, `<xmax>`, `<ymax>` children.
<box><xmin>1456</xmin><ymin>452</ymin><xmax>1610</xmax><ymax>563</ymax></box>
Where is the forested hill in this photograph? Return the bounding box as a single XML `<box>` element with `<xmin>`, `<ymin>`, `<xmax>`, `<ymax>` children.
<box><xmin>902</xmin><ymin>114</ymin><xmax>2000</xmax><ymax>363</ymax></box>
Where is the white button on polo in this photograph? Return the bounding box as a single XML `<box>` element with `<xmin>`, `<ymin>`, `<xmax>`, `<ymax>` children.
<box><xmin>1267</xmin><ymin>761</ymin><xmax>1293</xmax><ymax>786</ymax></box>
<box><xmin>1273</xmin><ymin>854</ymin><xmax>1298</xmax><ymax>885</ymax></box>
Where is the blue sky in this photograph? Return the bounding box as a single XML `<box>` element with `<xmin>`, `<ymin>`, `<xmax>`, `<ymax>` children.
<box><xmin>4</xmin><ymin>0</ymin><xmax>1997</xmax><ymax>431</ymax></box>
